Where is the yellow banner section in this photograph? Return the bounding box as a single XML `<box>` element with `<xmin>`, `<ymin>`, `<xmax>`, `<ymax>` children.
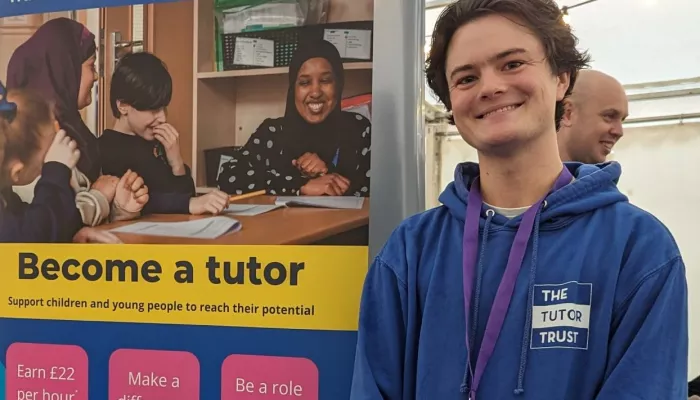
<box><xmin>0</xmin><ymin>244</ymin><xmax>369</xmax><ymax>331</ymax></box>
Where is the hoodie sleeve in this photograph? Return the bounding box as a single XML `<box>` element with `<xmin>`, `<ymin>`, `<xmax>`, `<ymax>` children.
<box><xmin>0</xmin><ymin>162</ymin><xmax>82</xmax><ymax>243</ymax></box>
<box><xmin>75</xmin><ymin>189</ymin><xmax>110</xmax><ymax>226</ymax></box>
<box><xmin>176</xmin><ymin>164</ymin><xmax>196</xmax><ymax>194</ymax></box>
<box><xmin>350</xmin><ymin>256</ymin><xmax>407</xmax><ymax>400</ymax></box>
<box><xmin>162</xmin><ymin>163</ymin><xmax>196</xmax><ymax>195</ymax></box>
<box><xmin>71</xmin><ymin>168</ymin><xmax>111</xmax><ymax>227</ymax></box>
<box><xmin>142</xmin><ymin>192</ymin><xmax>191</xmax><ymax>215</ymax></box>
<box><xmin>595</xmin><ymin>256</ymin><xmax>688</xmax><ymax>400</ymax></box>
<box><xmin>110</xmin><ymin>204</ymin><xmax>141</xmax><ymax>222</ymax></box>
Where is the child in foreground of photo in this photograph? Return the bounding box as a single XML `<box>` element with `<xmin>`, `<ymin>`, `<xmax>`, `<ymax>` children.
<box><xmin>0</xmin><ymin>83</ymin><xmax>144</xmax><ymax>243</ymax></box>
<box><xmin>6</xmin><ymin>17</ymin><xmax>149</xmax><ymax>229</ymax></box>
<box><xmin>101</xmin><ymin>51</ymin><xmax>229</xmax><ymax>216</ymax></box>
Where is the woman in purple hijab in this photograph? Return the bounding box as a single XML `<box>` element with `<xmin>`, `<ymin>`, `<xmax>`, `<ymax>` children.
<box><xmin>6</xmin><ymin>17</ymin><xmax>100</xmax><ymax>181</ymax></box>
<box><xmin>5</xmin><ymin>17</ymin><xmax>147</xmax><ymax>232</ymax></box>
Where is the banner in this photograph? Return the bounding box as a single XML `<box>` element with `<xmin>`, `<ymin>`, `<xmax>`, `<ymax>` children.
<box><xmin>0</xmin><ymin>0</ymin><xmax>374</xmax><ymax>397</ymax></box>
<box><xmin>0</xmin><ymin>0</ymin><xmax>181</xmax><ymax>18</ymax></box>
<box><xmin>0</xmin><ymin>245</ymin><xmax>368</xmax><ymax>398</ymax></box>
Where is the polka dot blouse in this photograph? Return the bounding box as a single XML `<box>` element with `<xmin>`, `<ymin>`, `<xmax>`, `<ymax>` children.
<box><xmin>216</xmin><ymin>113</ymin><xmax>372</xmax><ymax>197</ymax></box>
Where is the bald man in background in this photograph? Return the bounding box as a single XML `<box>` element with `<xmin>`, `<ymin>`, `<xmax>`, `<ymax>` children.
<box><xmin>558</xmin><ymin>69</ymin><xmax>629</xmax><ymax>164</ymax></box>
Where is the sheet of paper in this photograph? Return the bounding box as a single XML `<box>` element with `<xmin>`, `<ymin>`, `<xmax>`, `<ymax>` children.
<box><xmin>275</xmin><ymin>196</ymin><xmax>364</xmax><ymax>210</ymax></box>
<box><xmin>323</xmin><ymin>29</ymin><xmax>372</xmax><ymax>60</ymax></box>
<box><xmin>224</xmin><ymin>204</ymin><xmax>283</xmax><ymax>216</ymax></box>
<box><xmin>110</xmin><ymin>217</ymin><xmax>241</xmax><ymax>239</ymax></box>
<box><xmin>233</xmin><ymin>37</ymin><xmax>274</xmax><ymax>67</ymax></box>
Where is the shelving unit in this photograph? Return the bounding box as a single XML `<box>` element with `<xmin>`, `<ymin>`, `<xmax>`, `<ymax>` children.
<box><xmin>196</xmin><ymin>62</ymin><xmax>373</xmax><ymax>79</ymax></box>
<box><xmin>191</xmin><ymin>0</ymin><xmax>374</xmax><ymax>187</ymax></box>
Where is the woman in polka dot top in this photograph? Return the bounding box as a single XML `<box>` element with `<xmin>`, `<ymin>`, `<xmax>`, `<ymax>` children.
<box><xmin>216</xmin><ymin>38</ymin><xmax>372</xmax><ymax>198</ymax></box>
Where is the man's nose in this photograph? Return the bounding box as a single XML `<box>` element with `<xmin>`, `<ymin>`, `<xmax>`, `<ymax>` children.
<box><xmin>478</xmin><ymin>69</ymin><xmax>507</xmax><ymax>100</ymax></box>
<box><xmin>610</xmin><ymin>121</ymin><xmax>624</xmax><ymax>138</ymax></box>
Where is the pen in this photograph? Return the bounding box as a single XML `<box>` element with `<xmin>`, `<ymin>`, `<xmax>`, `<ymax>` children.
<box><xmin>229</xmin><ymin>189</ymin><xmax>266</xmax><ymax>202</ymax></box>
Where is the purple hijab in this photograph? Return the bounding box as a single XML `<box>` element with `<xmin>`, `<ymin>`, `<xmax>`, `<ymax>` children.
<box><xmin>6</xmin><ymin>17</ymin><xmax>101</xmax><ymax>181</ymax></box>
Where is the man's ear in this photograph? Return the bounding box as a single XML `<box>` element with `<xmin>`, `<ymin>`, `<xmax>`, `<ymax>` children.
<box><xmin>7</xmin><ymin>161</ymin><xmax>24</xmax><ymax>185</ymax></box>
<box><xmin>560</xmin><ymin>98</ymin><xmax>575</xmax><ymax>129</ymax></box>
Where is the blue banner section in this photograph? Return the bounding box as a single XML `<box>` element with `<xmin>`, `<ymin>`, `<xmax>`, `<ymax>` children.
<box><xmin>0</xmin><ymin>0</ymin><xmax>184</xmax><ymax>18</ymax></box>
<box><xmin>532</xmin><ymin>281</ymin><xmax>592</xmax><ymax>307</ymax></box>
<box><xmin>531</xmin><ymin>327</ymin><xmax>589</xmax><ymax>350</ymax></box>
<box><xmin>0</xmin><ymin>319</ymin><xmax>357</xmax><ymax>399</ymax></box>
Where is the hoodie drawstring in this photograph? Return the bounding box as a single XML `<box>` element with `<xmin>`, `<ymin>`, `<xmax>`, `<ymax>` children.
<box><xmin>514</xmin><ymin>206</ymin><xmax>544</xmax><ymax>396</ymax></box>
<box><xmin>460</xmin><ymin>210</ymin><xmax>494</xmax><ymax>394</ymax></box>
<box><xmin>459</xmin><ymin>206</ymin><xmax>545</xmax><ymax>397</ymax></box>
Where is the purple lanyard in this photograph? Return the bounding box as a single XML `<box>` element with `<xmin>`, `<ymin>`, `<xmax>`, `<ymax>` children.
<box><xmin>462</xmin><ymin>166</ymin><xmax>573</xmax><ymax>400</ymax></box>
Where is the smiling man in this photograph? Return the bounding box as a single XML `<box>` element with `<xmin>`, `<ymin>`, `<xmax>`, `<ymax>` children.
<box><xmin>350</xmin><ymin>0</ymin><xmax>688</xmax><ymax>399</ymax></box>
<box><xmin>558</xmin><ymin>69</ymin><xmax>629</xmax><ymax>164</ymax></box>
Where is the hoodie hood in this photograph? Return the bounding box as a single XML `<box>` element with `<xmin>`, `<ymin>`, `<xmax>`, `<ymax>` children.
<box><xmin>439</xmin><ymin>161</ymin><xmax>629</xmax><ymax>227</ymax></box>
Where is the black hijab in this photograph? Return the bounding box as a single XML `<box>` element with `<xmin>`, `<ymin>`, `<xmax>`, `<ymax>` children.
<box><xmin>6</xmin><ymin>18</ymin><xmax>101</xmax><ymax>181</ymax></box>
<box><xmin>281</xmin><ymin>38</ymin><xmax>357</xmax><ymax>167</ymax></box>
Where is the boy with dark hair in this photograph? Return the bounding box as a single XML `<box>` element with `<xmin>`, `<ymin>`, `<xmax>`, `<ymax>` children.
<box><xmin>350</xmin><ymin>0</ymin><xmax>688</xmax><ymax>399</ymax></box>
<box><xmin>100</xmin><ymin>51</ymin><xmax>229</xmax><ymax>215</ymax></box>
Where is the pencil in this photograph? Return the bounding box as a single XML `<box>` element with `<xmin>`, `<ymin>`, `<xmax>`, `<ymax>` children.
<box><xmin>229</xmin><ymin>189</ymin><xmax>266</xmax><ymax>202</ymax></box>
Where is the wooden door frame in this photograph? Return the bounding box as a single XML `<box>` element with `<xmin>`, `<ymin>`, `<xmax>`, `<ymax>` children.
<box><xmin>145</xmin><ymin>4</ymin><xmax>155</xmax><ymax>53</ymax></box>
<box><xmin>97</xmin><ymin>5</ymin><xmax>151</xmax><ymax>135</ymax></box>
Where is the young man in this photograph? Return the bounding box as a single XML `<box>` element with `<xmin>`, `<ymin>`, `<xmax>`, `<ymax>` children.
<box><xmin>351</xmin><ymin>1</ymin><xmax>688</xmax><ymax>399</ymax></box>
<box><xmin>558</xmin><ymin>69</ymin><xmax>629</xmax><ymax>164</ymax></box>
<box><xmin>100</xmin><ymin>52</ymin><xmax>229</xmax><ymax>215</ymax></box>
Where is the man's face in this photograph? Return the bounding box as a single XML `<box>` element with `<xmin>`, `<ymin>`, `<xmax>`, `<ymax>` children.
<box><xmin>560</xmin><ymin>79</ymin><xmax>628</xmax><ymax>164</ymax></box>
<box><xmin>445</xmin><ymin>13</ymin><xmax>569</xmax><ymax>155</ymax></box>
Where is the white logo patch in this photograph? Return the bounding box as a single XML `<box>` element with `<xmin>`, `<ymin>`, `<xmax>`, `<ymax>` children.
<box><xmin>530</xmin><ymin>281</ymin><xmax>592</xmax><ymax>350</ymax></box>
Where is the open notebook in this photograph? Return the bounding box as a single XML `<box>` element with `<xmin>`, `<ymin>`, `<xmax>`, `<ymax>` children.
<box><xmin>109</xmin><ymin>216</ymin><xmax>242</xmax><ymax>239</ymax></box>
<box><xmin>222</xmin><ymin>197</ymin><xmax>365</xmax><ymax>217</ymax></box>
<box><xmin>224</xmin><ymin>203</ymin><xmax>284</xmax><ymax>216</ymax></box>
<box><xmin>274</xmin><ymin>196</ymin><xmax>364</xmax><ymax>210</ymax></box>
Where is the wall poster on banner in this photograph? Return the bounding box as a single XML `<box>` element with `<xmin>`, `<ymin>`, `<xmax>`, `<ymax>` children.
<box><xmin>0</xmin><ymin>0</ymin><xmax>374</xmax><ymax>398</ymax></box>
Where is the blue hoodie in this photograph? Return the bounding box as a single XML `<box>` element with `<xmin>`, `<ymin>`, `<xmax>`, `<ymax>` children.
<box><xmin>350</xmin><ymin>161</ymin><xmax>688</xmax><ymax>400</ymax></box>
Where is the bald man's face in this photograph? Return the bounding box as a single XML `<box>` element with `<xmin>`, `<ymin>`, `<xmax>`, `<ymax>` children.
<box><xmin>559</xmin><ymin>74</ymin><xmax>628</xmax><ymax>164</ymax></box>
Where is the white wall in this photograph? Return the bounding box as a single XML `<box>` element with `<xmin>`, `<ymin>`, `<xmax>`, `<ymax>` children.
<box><xmin>612</xmin><ymin>123</ymin><xmax>700</xmax><ymax>379</ymax></box>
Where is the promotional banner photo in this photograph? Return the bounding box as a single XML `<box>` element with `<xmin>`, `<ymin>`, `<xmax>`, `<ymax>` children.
<box><xmin>0</xmin><ymin>0</ymin><xmax>375</xmax><ymax>397</ymax></box>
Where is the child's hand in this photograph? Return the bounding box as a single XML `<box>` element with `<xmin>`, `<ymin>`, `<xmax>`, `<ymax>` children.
<box><xmin>44</xmin><ymin>130</ymin><xmax>80</xmax><ymax>168</ymax></box>
<box><xmin>73</xmin><ymin>227</ymin><xmax>123</xmax><ymax>244</ymax></box>
<box><xmin>114</xmin><ymin>169</ymin><xmax>149</xmax><ymax>213</ymax></box>
<box><xmin>92</xmin><ymin>175</ymin><xmax>119</xmax><ymax>203</ymax></box>
<box><xmin>153</xmin><ymin>123</ymin><xmax>185</xmax><ymax>175</ymax></box>
<box><xmin>188</xmin><ymin>190</ymin><xmax>229</xmax><ymax>215</ymax></box>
